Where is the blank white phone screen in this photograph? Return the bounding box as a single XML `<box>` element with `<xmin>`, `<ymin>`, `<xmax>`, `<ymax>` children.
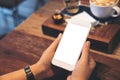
<box><xmin>52</xmin><ymin>22</ymin><xmax>91</xmax><ymax>70</ymax></box>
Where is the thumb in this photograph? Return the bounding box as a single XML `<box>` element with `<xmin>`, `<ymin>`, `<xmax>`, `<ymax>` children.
<box><xmin>80</xmin><ymin>41</ymin><xmax>90</xmax><ymax>62</ymax></box>
<box><xmin>47</xmin><ymin>33</ymin><xmax>62</xmax><ymax>52</ymax></box>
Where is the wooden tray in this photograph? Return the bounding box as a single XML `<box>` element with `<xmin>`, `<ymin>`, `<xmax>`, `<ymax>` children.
<box><xmin>42</xmin><ymin>16</ymin><xmax>120</xmax><ymax>53</ymax></box>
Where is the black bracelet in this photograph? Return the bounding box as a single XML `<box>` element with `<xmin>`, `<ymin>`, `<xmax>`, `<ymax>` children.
<box><xmin>24</xmin><ymin>66</ymin><xmax>36</xmax><ymax>80</ymax></box>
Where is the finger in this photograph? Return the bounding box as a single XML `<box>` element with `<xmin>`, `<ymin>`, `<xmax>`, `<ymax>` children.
<box><xmin>88</xmin><ymin>55</ymin><xmax>96</xmax><ymax>69</ymax></box>
<box><xmin>80</xmin><ymin>41</ymin><xmax>90</xmax><ymax>62</ymax></box>
<box><xmin>67</xmin><ymin>75</ymin><xmax>71</xmax><ymax>80</ymax></box>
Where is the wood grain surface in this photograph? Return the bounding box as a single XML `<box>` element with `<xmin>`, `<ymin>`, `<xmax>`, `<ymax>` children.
<box><xmin>0</xmin><ymin>31</ymin><xmax>52</xmax><ymax>75</ymax></box>
<box><xmin>0</xmin><ymin>0</ymin><xmax>120</xmax><ymax>80</ymax></box>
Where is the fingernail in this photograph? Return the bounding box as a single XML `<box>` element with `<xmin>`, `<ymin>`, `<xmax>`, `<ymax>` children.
<box><xmin>86</xmin><ymin>41</ymin><xmax>90</xmax><ymax>47</ymax></box>
<box><xmin>58</xmin><ymin>33</ymin><xmax>62</xmax><ymax>38</ymax></box>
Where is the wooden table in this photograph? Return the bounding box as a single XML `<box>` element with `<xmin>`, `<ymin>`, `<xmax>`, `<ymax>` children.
<box><xmin>0</xmin><ymin>0</ymin><xmax>120</xmax><ymax>80</ymax></box>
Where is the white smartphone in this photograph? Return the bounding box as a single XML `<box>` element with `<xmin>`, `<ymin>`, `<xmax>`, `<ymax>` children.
<box><xmin>52</xmin><ymin>22</ymin><xmax>91</xmax><ymax>71</ymax></box>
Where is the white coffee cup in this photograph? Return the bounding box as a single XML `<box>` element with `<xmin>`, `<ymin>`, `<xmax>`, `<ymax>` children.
<box><xmin>90</xmin><ymin>0</ymin><xmax>120</xmax><ymax>19</ymax></box>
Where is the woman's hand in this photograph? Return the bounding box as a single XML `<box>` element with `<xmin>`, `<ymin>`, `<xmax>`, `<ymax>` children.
<box><xmin>67</xmin><ymin>41</ymin><xmax>96</xmax><ymax>80</ymax></box>
<box><xmin>0</xmin><ymin>34</ymin><xmax>62</xmax><ymax>80</ymax></box>
<box><xmin>33</xmin><ymin>33</ymin><xmax>62</xmax><ymax>79</ymax></box>
<box><xmin>0</xmin><ymin>34</ymin><xmax>95</xmax><ymax>80</ymax></box>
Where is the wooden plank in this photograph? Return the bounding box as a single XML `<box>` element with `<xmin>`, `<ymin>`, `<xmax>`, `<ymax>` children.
<box><xmin>0</xmin><ymin>31</ymin><xmax>52</xmax><ymax>75</ymax></box>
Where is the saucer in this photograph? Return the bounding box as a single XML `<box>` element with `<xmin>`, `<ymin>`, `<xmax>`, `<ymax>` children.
<box><xmin>61</xmin><ymin>5</ymin><xmax>120</xmax><ymax>23</ymax></box>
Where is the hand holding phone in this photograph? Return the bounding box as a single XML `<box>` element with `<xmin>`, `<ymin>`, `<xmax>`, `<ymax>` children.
<box><xmin>52</xmin><ymin>21</ymin><xmax>91</xmax><ymax>71</ymax></box>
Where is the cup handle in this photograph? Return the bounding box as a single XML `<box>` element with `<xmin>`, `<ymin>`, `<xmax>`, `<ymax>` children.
<box><xmin>112</xmin><ymin>6</ymin><xmax>120</xmax><ymax>17</ymax></box>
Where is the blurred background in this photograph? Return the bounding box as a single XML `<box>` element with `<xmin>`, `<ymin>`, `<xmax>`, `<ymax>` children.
<box><xmin>0</xmin><ymin>0</ymin><xmax>48</xmax><ymax>39</ymax></box>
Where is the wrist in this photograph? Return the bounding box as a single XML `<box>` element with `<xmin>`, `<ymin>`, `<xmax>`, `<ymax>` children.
<box><xmin>24</xmin><ymin>66</ymin><xmax>36</xmax><ymax>80</ymax></box>
<box><xmin>30</xmin><ymin>63</ymin><xmax>46</xmax><ymax>80</ymax></box>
